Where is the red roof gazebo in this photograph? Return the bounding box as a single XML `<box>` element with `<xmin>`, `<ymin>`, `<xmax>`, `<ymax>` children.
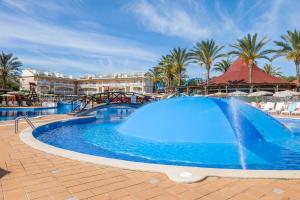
<box><xmin>206</xmin><ymin>57</ymin><xmax>293</xmax><ymax>93</ymax></box>
<box><xmin>209</xmin><ymin>57</ymin><xmax>288</xmax><ymax>85</ymax></box>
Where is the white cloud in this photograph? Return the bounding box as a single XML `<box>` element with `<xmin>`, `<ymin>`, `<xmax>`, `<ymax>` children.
<box><xmin>2</xmin><ymin>0</ymin><xmax>300</xmax><ymax>77</ymax></box>
<box><xmin>19</xmin><ymin>55</ymin><xmax>97</xmax><ymax>73</ymax></box>
<box><xmin>2</xmin><ymin>0</ymin><xmax>27</xmax><ymax>12</ymax></box>
<box><xmin>251</xmin><ymin>0</ymin><xmax>284</xmax><ymax>36</ymax></box>
<box><xmin>125</xmin><ymin>0</ymin><xmax>211</xmax><ymax>41</ymax></box>
<box><xmin>214</xmin><ymin>1</ymin><xmax>244</xmax><ymax>39</ymax></box>
<box><xmin>0</xmin><ymin>12</ymin><xmax>157</xmax><ymax>60</ymax></box>
<box><xmin>0</xmin><ymin>8</ymin><xmax>159</xmax><ymax>74</ymax></box>
<box><xmin>1</xmin><ymin>0</ymin><xmax>79</xmax><ymax>16</ymax></box>
<box><xmin>16</xmin><ymin>51</ymin><xmax>153</xmax><ymax>76</ymax></box>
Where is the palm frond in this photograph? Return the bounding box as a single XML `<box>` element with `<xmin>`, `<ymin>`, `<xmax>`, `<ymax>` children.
<box><xmin>190</xmin><ymin>39</ymin><xmax>224</xmax><ymax>81</ymax></box>
<box><xmin>0</xmin><ymin>52</ymin><xmax>22</xmax><ymax>89</ymax></box>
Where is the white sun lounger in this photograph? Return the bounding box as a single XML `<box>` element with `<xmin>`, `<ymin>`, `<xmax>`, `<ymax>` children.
<box><xmin>21</xmin><ymin>101</ymin><xmax>27</xmax><ymax>107</ymax></box>
<box><xmin>281</xmin><ymin>102</ymin><xmax>297</xmax><ymax>115</ymax></box>
<box><xmin>47</xmin><ymin>102</ymin><xmax>57</xmax><ymax>107</ymax></box>
<box><xmin>269</xmin><ymin>102</ymin><xmax>285</xmax><ymax>114</ymax></box>
<box><xmin>262</xmin><ymin>102</ymin><xmax>275</xmax><ymax>112</ymax></box>
<box><xmin>291</xmin><ymin>102</ymin><xmax>300</xmax><ymax>115</ymax></box>
<box><xmin>251</xmin><ymin>102</ymin><xmax>258</xmax><ymax>107</ymax></box>
<box><xmin>1</xmin><ymin>101</ymin><xmax>6</xmax><ymax>106</ymax></box>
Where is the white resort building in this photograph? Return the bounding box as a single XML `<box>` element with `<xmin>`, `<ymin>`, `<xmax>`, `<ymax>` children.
<box><xmin>20</xmin><ymin>69</ymin><xmax>153</xmax><ymax>95</ymax></box>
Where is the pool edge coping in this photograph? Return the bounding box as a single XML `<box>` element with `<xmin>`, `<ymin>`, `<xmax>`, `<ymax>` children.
<box><xmin>20</xmin><ymin>117</ymin><xmax>300</xmax><ymax>183</ymax></box>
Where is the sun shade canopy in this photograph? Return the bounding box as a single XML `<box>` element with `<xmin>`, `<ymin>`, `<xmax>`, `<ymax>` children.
<box><xmin>209</xmin><ymin>58</ymin><xmax>289</xmax><ymax>85</ymax></box>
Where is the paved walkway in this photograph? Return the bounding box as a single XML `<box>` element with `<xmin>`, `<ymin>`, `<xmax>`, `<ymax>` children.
<box><xmin>1</xmin><ymin>115</ymin><xmax>300</xmax><ymax>200</ymax></box>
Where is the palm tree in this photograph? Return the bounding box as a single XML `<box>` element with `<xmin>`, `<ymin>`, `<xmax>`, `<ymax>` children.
<box><xmin>0</xmin><ymin>52</ymin><xmax>22</xmax><ymax>89</ymax></box>
<box><xmin>158</xmin><ymin>55</ymin><xmax>175</xmax><ymax>88</ymax></box>
<box><xmin>272</xmin><ymin>30</ymin><xmax>300</xmax><ymax>84</ymax></box>
<box><xmin>262</xmin><ymin>63</ymin><xmax>282</xmax><ymax>77</ymax></box>
<box><xmin>170</xmin><ymin>48</ymin><xmax>191</xmax><ymax>86</ymax></box>
<box><xmin>145</xmin><ymin>66</ymin><xmax>162</xmax><ymax>92</ymax></box>
<box><xmin>191</xmin><ymin>40</ymin><xmax>224</xmax><ymax>85</ymax></box>
<box><xmin>229</xmin><ymin>33</ymin><xmax>271</xmax><ymax>85</ymax></box>
<box><xmin>213</xmin><ymin>59</ymin><xmax>232</xmax><ymax>73</ymax></box>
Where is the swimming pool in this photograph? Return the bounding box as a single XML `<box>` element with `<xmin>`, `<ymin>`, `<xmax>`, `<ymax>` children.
<box><xmin>0</xmin><ymin>102</ymin><xmax>77</xmax><ymax>121</ymax></box>
<box><xmin>33</xmin><ymin>100</ymin><xmax>300</xmax><ymax>170</ymax></box>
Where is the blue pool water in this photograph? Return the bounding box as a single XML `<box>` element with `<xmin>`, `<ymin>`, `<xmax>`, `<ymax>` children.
<box><xmin>33</xmin><ymin>98</ymin><xmax>300</xmax><ymax>170</ymax></box>
<box><xmin>0</xmin><ymin>102</ymin><xmax>77</xmax><ymax>121</ymax></box>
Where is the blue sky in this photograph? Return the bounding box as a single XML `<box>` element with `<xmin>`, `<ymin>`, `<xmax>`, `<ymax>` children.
<box><xmin>1</xmin><ymin>0</ymin><xmax>300</xmax><ymax>79</ymax></box>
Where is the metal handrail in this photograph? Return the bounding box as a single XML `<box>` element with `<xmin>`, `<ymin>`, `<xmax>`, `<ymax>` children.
<box><xmin>15</xmin><ymin>115</ymin><xmax>36</xmax><ymax>133</ymax></box>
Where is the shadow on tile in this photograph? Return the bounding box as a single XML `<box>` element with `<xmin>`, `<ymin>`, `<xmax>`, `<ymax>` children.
<box><xmin>0</xmin><ymin>168</ymin><xmax>10</xmax><ymax>179</ymax></box>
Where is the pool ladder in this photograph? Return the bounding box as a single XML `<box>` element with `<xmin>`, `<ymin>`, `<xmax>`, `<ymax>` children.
<box><xmin>15</xmin><ymin>115</ymin><xmax>36</xmax><ymax>133</ymax></box>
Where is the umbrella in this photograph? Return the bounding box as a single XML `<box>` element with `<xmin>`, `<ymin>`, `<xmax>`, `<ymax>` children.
<box><xmin>7</xmin><ymin>91</ymin><xmax>23</xmax><ymax>95</ymax></box>
<box><xmin>207</xmin><ymin>92</ymin><xmax>227</xmax><ymax>97</ymax></box>
<box><xmin>0</xmin><ymin>94</ymin><xmax>14</xmax><ymax>97</ymax></box>
<box><xmin>41</xmin><ymin>94</ymin><xmax>57</xmax><ymax>96</ymax></box>
<box><xmin>273</xmin><ymin>90</ymin><xmax>300</xmax><ymax>98</ymax></box>
<box><xmin>228</xmin><ymin>91</ymin><xmax>248</xmax><ymax>97</ymax></box>
<box><xmin>248</xmin><ymin>91</ymin><xmax>273</xmax><ymax>97</ymax></box>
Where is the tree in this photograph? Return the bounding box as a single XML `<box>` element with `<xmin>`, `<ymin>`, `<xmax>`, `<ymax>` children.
<box><xmin>229</xmin><ymin>33</ymin><xmax>271</xmax><ymax>85</ymax></box>
<box><xmin>213</xmin><ymin>59</ymin><xmax>232</xmax><ymax>73</ymax></box>
<box><xmin>191</xmin><ymin>40</ymin><xmax>224</xmax><ymax>85</ymax></box>
<box><xmin>0</xmin><ymin>52</ymin><xmax>22</xmax><ymax>89</ymax></box>
<box><xmin>262</xmin><ymin>63</ymin><xmax>282</xmax><ymax>77</ymax></box>
<box><xmin>145</xmin><ymin>66</ymin><xmax>162</xmax><ymax>92</ymax></box>
<box><xmin>272</xmin><ymin>30</ymin><xmax>300</xmax><ymax>84</ymax></box>
<box><xmin>170</xmin><ymin>48</ymin><xmax>191</xmax><ymax>86</ymax></box>
<box><xmin>158</xmin><ymin>55</ymin><xmax>175</xmax><ymax>88</ymax></box>
<box><xmin>281</xmin><ymin>75</ymin><xmax>296</xmax><ymax>82</ymax></box>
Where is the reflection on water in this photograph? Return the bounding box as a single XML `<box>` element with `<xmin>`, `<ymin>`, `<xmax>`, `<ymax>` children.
<box><xmin>0</xmin><ymin>103</ymin><xmax>77</xmax><ymax>121</ymax></box>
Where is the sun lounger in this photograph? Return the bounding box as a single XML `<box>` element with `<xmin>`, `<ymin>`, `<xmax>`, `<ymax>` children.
<box><xmin>258</xmin><ymin>102</ymin><xmax>265</xmax><ymax>109</ymax></box>
<box><xmin>13</xmin><ymin>101</ymin><xmax>18</xmax><ymax>106</ymax></box>
<box><xmin>262</xmin><ymin>102</ymin><xmax>275</xmax><ymax>112</ymax></box>
<box><xmin>251</xmin><ymin>102</ymin><xmax>261</xmax><ymax>108</ymax></box>
<box><xmin>8</xmin><ymin>101</ymin><xmax>13</xmax><ymax>106</ymax></box>
<box><xmin>292</xmin><ymin>110</ymin><xmax>300</xmax><ymax>115</ymax></box>
<box><xmin>291</xmin><ymin>102</ymin><xmax>300</xmax><ymax>115</ymax></box>
<box><xmin>269</xmin><ymin>102</ymin><xmax>285</xmax><ymax>114</ymax></box>
<box><xmin>262</xmin><ymin>102</ymin><xmax>268</xmax><ymax>111</ymax></box>
<box><xmin>1</xmin><ymin>101</ymin><xmax>6</xmax><ymax>106</ymax></box>
<box><xmin>21</xmin><ymin>101</ymin><xmax>27</xmax><ymax>107</ymax></box>
<box><xmin>278</xmin><ymin>102</ymin><xmax>286</xmax><ymax>112</ymax></box>
<box><xmin>281</xmin><ymin>102</ymin><xmax>297</xmax><ymax>115</ymax></box>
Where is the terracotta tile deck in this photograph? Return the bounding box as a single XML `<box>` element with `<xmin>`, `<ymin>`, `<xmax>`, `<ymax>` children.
<box><xmin>1</xmin><ymin>115</ymin><xmax>300</xmax><ymax>200</ymax></box>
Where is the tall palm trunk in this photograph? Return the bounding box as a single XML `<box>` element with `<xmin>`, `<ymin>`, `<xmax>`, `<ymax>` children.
<box><xmin>2</xmin><ymin>73</ymin><xmax>7</xmax><ymax>89</ymax></box>
<box><xmin>248</xmin><ymin>63</ymin><xmax>253</xmax><ymax>84</ymax></box>
<box><xmin>178</xmin><ymin>71</ymin><xmax>181</xmax><ymax>86</ymax></box>
<box><xmin>206</xmin><ymin>65</ymin><xmax>210</xmax><ymax>86</ymax></box>
<box><xmin>296</xmin><ymin>62</ymin><xmax>300</xmax><ymax>85</ymax></box>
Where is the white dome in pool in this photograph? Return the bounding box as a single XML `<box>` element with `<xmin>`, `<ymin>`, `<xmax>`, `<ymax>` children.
<box><xmin>118</xmin><ymin>97</ymin><xmax>290</xmax><ymax>143</ymax></box>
